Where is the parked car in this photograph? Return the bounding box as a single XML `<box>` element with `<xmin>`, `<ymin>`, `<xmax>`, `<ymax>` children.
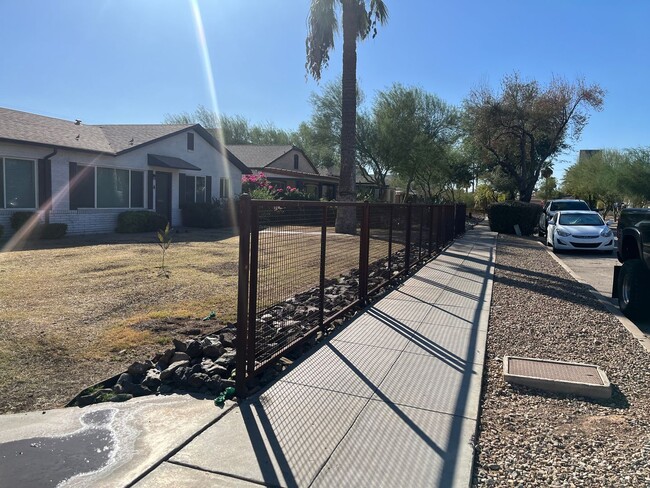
<box><xmin>612</xmin><ymin>208</ymin><xmax>650</xmax><ymax>320</ymax></box>
<box><xmin>546</xmin><ymin>210</ymin><xmax>615</xmax><ymax>252</ymax></box>
<box><xmin>538</xmin><ymin>199</ymin><xmax>591</xmax><ymax>236</ymax></box>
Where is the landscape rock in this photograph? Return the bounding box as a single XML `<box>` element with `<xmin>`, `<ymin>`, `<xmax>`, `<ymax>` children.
<box><xmin>127</xmin><ymin>360</ymin><xmax>154</xmax><ymax>377</ymax></box>
<box><xmin>185</xmin><ymin>340</ymin><xmax>203</xmax><ymax>358</ymax></box>
<box><xmin>110</xmin><ymin>393</ymin><xmax>133</xmax><ymax>402</ymax></box>
<box><xmin>170</xmin><ymin>352</ymin><xmax>190</xmax><ymax>363</ymax></box>
<box><xmin>172</xmin><ymin>338</ymin><xmax>188</xmax><ymax>352</ymax></box>
<box><xmin>202</xmin><ymin>337</ymin><xmax>225</xmax><ymax>358</ymax></box>
<box><xmin>141</xmin><ymin>369</ymin><xmax>161</xmax><ymax>390</ymax></box>
<box><xmin>160</xmin><ymin>360</ymin><xmax>190</xmax><ymax>382</ymax></box>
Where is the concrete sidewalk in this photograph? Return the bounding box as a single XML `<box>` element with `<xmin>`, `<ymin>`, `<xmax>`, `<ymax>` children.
<box><xmin>136</xmin><ymin>223</ymin><xmax>496</xmax><ymax>487</ymax></box>
<box><xmin>0</xmin><ymin>223</ymin><xmax>496</xmax><ymax>488</ymax></box>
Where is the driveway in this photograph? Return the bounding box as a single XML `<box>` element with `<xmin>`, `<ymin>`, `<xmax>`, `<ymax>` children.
<box><xmin>545</xmin><ymin>245</ymin><xmax>650</xmax><ymax>339</ymax></box>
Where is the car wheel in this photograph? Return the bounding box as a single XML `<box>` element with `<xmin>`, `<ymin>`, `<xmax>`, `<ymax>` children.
<box><xmin>551</xmin><ymin>237</ymin><xmax>559</xmax><ymax>253</ymax></box>
<box><xmin>617</xmin><ymin>259</ymin><xmax>650</xmax><ymax>320</ymax></box>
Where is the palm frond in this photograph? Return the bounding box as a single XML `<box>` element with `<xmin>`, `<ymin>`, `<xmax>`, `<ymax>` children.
<box><xmin>306</xmin><ymin>0</ymin><xmax>339</xmax><ymax>81</ymax></box>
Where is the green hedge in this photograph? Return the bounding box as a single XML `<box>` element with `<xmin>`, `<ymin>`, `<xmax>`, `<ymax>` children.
<box><xmin>40</xmin><ymin>223</ymin><xmax>68</xmax><ymax>239</ymax></box>
<box><xmin>116</xmin><ymin>211</ymin><xmax>168</xmax><ymax>233</ymax></box>
<box><xmin>181</xmin><ymin>201</ymin><xmax>236</xmax><ymax>228</ymax></box>
<box><xmin>10</xmin><ymin>211</ymin><xmax>36</xmax><ymax>230</ymax></box>
<box><xmin>182</xmin><ymin>202</ymin><xmax>224</xmax><ymax>228</ymax></box>
<box><xmin>488</xmin><ymin>201</ymin><xmax>542</xmax><ymax>235</ymax></box>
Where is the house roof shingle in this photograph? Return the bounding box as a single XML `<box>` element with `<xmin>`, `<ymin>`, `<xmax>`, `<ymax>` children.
<box><xmin>0</xmin><ymin>107</ymin><xmax>203</xmax><ymax>155</ymax></box>
<box><xmin>227</xmin><ymin>145</ymin><xmax>294</xmax><ymax>168</ymax></box>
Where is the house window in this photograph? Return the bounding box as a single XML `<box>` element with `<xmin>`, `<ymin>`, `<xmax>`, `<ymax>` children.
<box><xmin>179</xmin><ymin>174</ymin><xmax>210</xmax><ymax>205</ymax></box>
<box><xmin>196</xmin><ymin>176</ymin><xmax>206</xmax><ymax>203</ymax></box>
<box><xmin>97</xmin><ymin>168</ymin><xmax>130</xmax><ymax>208</ymax></box>
<box><xmin>130</xmin><ymin>171</ymin><xmax>145</xmax><ymax>208</ymax></box>
<box><xmin>293</xmin><ymin>154</ymin><xmax>299</xmax><ymax>169</ymax></box>
<box><xmin>220</xmin><ymin>178</ymin><xmax>230</xmax><ymax>198</ymax></box>
<box><xmin>187</xmin><ymin>133</ymin><xmax>195</xmax><ymax>151</ymax></box>
<box><xmin>1</xmin><ymin>158</ymin><xmax>36</xmax><ymax>209</ymax></box>
<box><xmin>71</xmin><ymin>164</ymin><xmax>96</xmax><ymax>208</ymax></box>
<box><xmin>69</xmin><ymin>164</ymin><xmax>144</xmax><ymax>209</ymax></box>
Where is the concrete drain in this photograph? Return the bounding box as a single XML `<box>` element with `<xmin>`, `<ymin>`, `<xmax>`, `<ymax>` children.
<box><xmin>503</xmin><ymin>356</ymin><xmax>612</xmax><ymax>399</ymax></box>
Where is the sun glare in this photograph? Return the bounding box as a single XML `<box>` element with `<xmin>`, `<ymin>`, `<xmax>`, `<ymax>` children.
<box><xmin>189</xmin><ymin>0</ymin><xmax>237</xmax><ymax>225</ymax></box>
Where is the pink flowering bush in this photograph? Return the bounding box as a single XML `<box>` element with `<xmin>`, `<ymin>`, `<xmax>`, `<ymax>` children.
<box><xmin>241</xmin><ymin>174</ymin><xmax>317</xmax><ymax>200</ymax></box>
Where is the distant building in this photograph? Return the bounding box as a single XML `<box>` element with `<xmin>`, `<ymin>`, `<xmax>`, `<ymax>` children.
<box><xmin>228</xmin><ymin>145</ymin><xmax>338</xmax><ymax>199</ymax></box>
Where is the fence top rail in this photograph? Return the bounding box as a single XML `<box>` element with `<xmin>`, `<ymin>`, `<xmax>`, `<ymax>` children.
<box><xmin>247</xmin><ymin>198</ymin><xmax>461</xmax><ymax>209</ymax></box>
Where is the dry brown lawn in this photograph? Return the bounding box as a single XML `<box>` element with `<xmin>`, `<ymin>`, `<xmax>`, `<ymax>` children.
<box><xmin>0</xmin><ymin>229</ymin><xmax>239</xmax><ymax>413</ymax></box>
<box><xmin>0</xmin><ymin>225</ymin><xmax>395</xmax><ymax>414</ymax></box>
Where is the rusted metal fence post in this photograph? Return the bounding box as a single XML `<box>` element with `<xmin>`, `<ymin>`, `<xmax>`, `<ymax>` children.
<box><xmin>387</xmin><ymin>205</ymin><xmax>394</xmax><ymax>276</ymax></box>
<box><xmin>405</xmin><ymin>202</ymin><xmax>412</xmax><ymax>271</ymax></box>
<box><xmin>358</xmin><ymin>201</ymin><xmax>370</xmax><ymax>303</ymax></box>
<box><xmin>319</xmin><ymin>205</ymin><xmax>327</xmax><ymax>329</ymax></box>
<box><xmin>428</xmin><ymin>205</ymin><xmax>434</xmax><ymax>256</ymax></box>
<box><xmin>236</xmin><ymin>194</ymin><xmax>251</xmax><ymax>397</ymax></box>
<box><xmin>418</xmin><ymin>205</ymin><xmax>424</xmax><ymax>262</ymax></box>
<box><xmin>246</xmin><ymin>204</ymin><xmax>260</xmax><ymax>376</ymax></box>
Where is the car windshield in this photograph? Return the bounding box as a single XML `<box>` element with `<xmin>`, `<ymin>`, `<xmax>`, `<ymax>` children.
<box><xmin>558</xmin><ymin>213</ymin><xmax>604</xmax><ymax>226</ymax></box>
<box><xmin>550</xmin><ymin>201</ymin><xmax>590</xmax><ymax>211</ymax></box>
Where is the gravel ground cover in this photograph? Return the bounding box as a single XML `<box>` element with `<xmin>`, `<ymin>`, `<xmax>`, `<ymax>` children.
<box><xmin>474</xmin><ymin>234</ymin><xmax>650</xmax><ymax>487</ymax></box>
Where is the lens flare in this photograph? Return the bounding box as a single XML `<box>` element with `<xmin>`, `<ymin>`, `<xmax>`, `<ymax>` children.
<box><xmin>189</xmin><ymin>0</ymin><xmax>237</xmax><ymax>226</ymax></box>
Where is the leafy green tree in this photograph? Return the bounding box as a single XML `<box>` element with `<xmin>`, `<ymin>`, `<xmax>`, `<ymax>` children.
<box><xmin>306</xmin><ymin>0</ymin><xmax>388</xmax><ymax>233</ymax></box>
<box><xmin>373</xmin><ymin>84</ymin><xmax>461</xmax><ymax>199</ymax></box>
<box><xmin>618</xmin><ymin>148</ymin><xmax>650</xmax><ymax>204</ymax></box>
<box><xmin>563</xmin><ymin>150</ymin><xmax>622</xmax><ymax>211</ymax></box>
<box><xmin>163</xmin><ymin>105</ymin><xmax>294</xmax><ymax>145</ymax></box>
<box><xmin>474</xmin><ymin>183</ymin><xmax>498</xmax><ymax>210</ymax></box>
<box><xmin>537</xmin><ymin>176</ymin><xmax>560</xmax><ymax>201</ymax></box>
<box><xmin>464</xmin><ymin>74</ymin><xmax>604</xmax><ymax>202</ymax></box>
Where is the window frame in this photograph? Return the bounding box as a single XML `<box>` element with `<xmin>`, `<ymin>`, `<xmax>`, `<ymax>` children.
<box><xmin>293</xmin><ymin>154</ymin><xmax>299</xmax><ymax>169</ymax></box>
<box><xmin>220</xmin><ymin>177</ymin><xmax>230</xmax><ymax>199</ymax></box>
<box><xmin>195</xmin><ymin>175</ymin><xmax>206</xmax><ymax>203</ymax></box>
<box><xmin>70</xmin><ymin>164</ymin><xmax>145</xmax><ymax>210</ymax></box>
<box><xmin>1</xmin><ymin>156</ymin><xmax>38</xmax><ymax>210</ymax></box>
<box><xmin>187</xmin><ymin>132</ymin><xmax>195</xmax><ymax>151</ymax></box>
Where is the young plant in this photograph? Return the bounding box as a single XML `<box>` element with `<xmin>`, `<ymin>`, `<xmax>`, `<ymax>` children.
<box><xmin>157</xmin><ymin>223</ymin><xmax>172</xmax><ymax>278</ymax></box>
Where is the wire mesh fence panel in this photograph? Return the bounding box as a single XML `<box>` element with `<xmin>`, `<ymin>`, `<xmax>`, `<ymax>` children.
<box><xmin>367</xmin><ymin>204</ymin><xmax>393</xmax><ymax>291</ymax></box>
<box><xmin>251</xmin><ymin>203</ymin><xmax>324</xmax><ymax>367</ymax></box>
<box><xmin>236</xmin><ymin>198</ymin><xmax>466</xmax><ymax>387</ymax></box>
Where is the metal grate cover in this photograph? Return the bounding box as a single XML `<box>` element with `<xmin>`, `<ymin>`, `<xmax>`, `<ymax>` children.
<box><xmin>503</xmin><ymin>356</ymin><xmax>611</xmax><ymax>399</ymax></box>
<box><xmin>508</xmin><ymin>357</ymin><xmax>604</xmax><ymax>385</ymax></box>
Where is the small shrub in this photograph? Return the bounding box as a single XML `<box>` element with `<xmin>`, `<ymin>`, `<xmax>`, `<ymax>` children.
<box><xmin>157</xmin><ymin>223</ymin><xmax>172</xmax><ymax>278</ymax></box>
<box><xmin>39</xmin><ymin>223</ymin><xmax>67</xmax><ymax>239</ymax></box>
<box><xmin>248</xmin><ymin>187</ymin><xmax>276</xmax><ymax>200</ymax></box>
<box><xmin>117</xmin><ymin>211</ymin><xmax>168</xmax><ymax>233</ymax></box>
<box><xmin>10</xmin><ymin>211</ymin><xmax>36</xmax><ymax>230</ymax></box>
<box><xmin>181</xmin><ymin>201</ymin><xmax>230</xmax><ymax>228</ymax></box>
<box><xmin>488</xmin><ymin>201</ymin><xmax>542</xmax><ymax>235</ymax></box>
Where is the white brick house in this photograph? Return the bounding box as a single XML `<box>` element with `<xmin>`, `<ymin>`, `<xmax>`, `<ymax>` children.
<box><xmin>0</xmin><ymin>107</ymin><xmax>250</xmax><ymax>235</ymax></box>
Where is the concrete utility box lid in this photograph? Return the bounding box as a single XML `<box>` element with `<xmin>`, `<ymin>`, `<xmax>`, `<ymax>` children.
<box><xmin>503</xmin><ymin>356</ymin><xmax>612</xmax><ymax>399</ymax></box>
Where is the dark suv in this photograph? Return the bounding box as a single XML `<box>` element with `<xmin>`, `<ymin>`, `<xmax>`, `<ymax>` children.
<box><xmin>538</xmin><ymin>199</ymin><xmax>591</xmax><ymax>236</ymax></box>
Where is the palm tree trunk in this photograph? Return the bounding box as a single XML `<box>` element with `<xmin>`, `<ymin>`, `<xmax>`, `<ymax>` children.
<box><xmin>335</xmin><ymin>0</ymin><xmax>358</xmax><ymax>234</ymax></box>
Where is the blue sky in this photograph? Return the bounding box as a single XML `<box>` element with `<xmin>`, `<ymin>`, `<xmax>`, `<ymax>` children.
<box><xmin>1</xmin><ymin>0</ymin><xmax>648</xmax><ymax>179</ymax></box>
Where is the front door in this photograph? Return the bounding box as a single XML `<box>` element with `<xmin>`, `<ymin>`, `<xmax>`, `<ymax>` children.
<box><xmin>155</xmin><ymin>171</ymin><xmax>172</xmax><ymax>226</ymax></box>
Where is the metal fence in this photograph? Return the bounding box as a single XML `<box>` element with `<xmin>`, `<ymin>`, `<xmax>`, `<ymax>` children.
<box><xmin>236</xmin><ymin>196</ymin><xmax>466</xmax><ymax>394</ymax></box>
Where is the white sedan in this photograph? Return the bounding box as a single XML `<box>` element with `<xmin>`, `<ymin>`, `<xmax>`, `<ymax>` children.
<box><xmin>546</xmin><ymin>211</ymin><xmax>615</xmax><ymax>252</ymax></box>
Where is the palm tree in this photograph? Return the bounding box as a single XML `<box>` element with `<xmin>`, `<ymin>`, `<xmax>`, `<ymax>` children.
<box><xmin>306</xmin><ymin>0</ymin><xmax>388</xmax><ymax>234</ymax></box>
